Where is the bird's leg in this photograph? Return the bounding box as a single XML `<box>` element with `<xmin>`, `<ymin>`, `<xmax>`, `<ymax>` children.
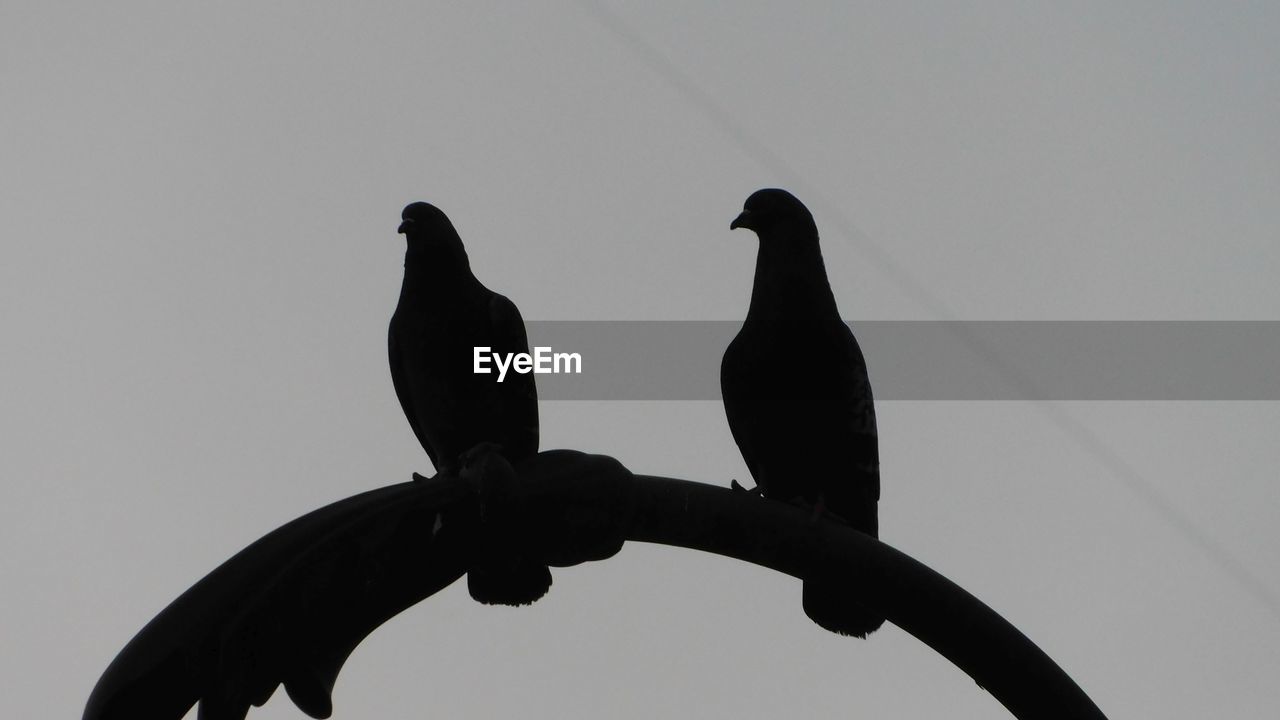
<box><xmin>782</xmin><ymin>495</ymin><xmax>827</xmax><ymax>523</ymax></box>
<box><xmin>730</xmin><ymin>479</ymin><xmax>762</xmax><ymax>495</ymax></box>
<box><xmin>810</xmin><ymin>494</ymin><xmax>827</xmax><ymax>523</ymax></box>
<box><xmin>414</xmin><ymin>464</ymin><xmax>457</xmax><ymax>483</ymax></box>
<box><xmin>786</xmin><ymin>493</ymin><xmax>838</xmax><ymax>524</ymax></box>
<box><xmin>805</xmin><ymin>491</ymin><xmax>852</xmax><ymax>526</ymax></box>
<box><xmin>458</xmin><ymin>443</ymin><xmax>515</xmax><ymax>521</ymax></box>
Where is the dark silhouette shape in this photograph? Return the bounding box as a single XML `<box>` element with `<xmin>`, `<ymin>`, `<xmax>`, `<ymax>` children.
<box><xmin>721</xmin><ymin>188</ymin><xmax>884</xmax><ymax>638</ymax></box>
<box><xmin>389</xmin><ymin>201</ymin><xmax>549</xmax><ymax>605</ymax></box>
<box><xmin>83</xmin><ymin>454</ymin><xmax>1106</xmax><ymax>720</ymax></box>
<box><xmin>81</xmin><ymin>196</ymin><xmax>1107</xmax><ymax>719</ymax></box>
<box><xmin>82</xmin><ymin>451</ymin><xmax>629</xmax><ymax>720</ymax></box>
<box><xmin>81</xmin><ymin>476</ymin><xmax>471</xmax><ymax>720</ymax></box>
<box><xmin>457</xmin><ymin>443</ymin><xmax>558</xmax><ymax>603</ymax></box>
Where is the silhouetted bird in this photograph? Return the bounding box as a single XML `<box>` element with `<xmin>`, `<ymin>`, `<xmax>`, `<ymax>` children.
<box><xmin>721</xmin><ymin>188</ymin><xmax>884</xmax><ymax>638</ymax></box>
<box><xmin>389</xmin><ymin>201</ymin><xmax>549</xmax><ymax>605</ymax></box>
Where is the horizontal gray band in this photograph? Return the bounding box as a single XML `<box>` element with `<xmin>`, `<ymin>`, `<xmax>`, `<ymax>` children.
<box><xmin>519</xmin><ymin>321</ymin><xmax>1280</xmax><ymax>400</ymax></box>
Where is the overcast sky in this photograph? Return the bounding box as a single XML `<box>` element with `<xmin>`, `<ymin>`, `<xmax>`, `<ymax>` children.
<box><xmin>5</xmin><ymin>2</ymin><xmax>1280</xmax><ymax>718</ymax></box>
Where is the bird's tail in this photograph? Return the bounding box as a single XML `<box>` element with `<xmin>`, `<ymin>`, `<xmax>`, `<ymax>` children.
<box><xmin>801</xmin><ymin>579</ymin><xmax>884</xmax><ymax>638</ymax></box>
<box><xmin>467</xmin><ymin>558</ymin><xmax>552</xmax><ymax>606</ymax></box>
<box><xmin>803</xmin><ymin>488</ymin><xmax>883</xmax><ymax>637</ymax></box>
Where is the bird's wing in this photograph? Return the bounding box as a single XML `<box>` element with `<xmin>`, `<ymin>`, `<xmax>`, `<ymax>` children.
<box><xmin>721</xmin><ymin>321</ymin><xmax>879</xmax><ymax>506</ymax></box>
<box><xmin>488</xmin><ymin>293</ymin><xmax>539</xmax><ymax>457</ymax></box>
<box><xmin>788</xmin><ymin>320</ymin><xmax>880</xmax><ymax>515</ymax></box>
<box><xmin>389</xmin><ymin>324</ymin><xmax>440</xmax><ymax>469</ymax></box>
<box><xmin>816</xmin><ymin>322</ymin><xmax>880</xmax><ymax>504</ymax></box>
<box><xmin>83</xmin><ymin>479</ymin><xmax>473</xmax><ymax>720</ymax></box>
<box><xmin>719</xmin><ymin>330</ymin><xmax>765</xmax><ymax>483</ymax></box>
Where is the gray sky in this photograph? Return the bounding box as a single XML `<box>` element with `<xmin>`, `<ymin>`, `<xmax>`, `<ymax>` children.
<box><xmin>4</xmin><ymin>2</ymin><xmax>1279</xmax><ymax>717</ymax></box>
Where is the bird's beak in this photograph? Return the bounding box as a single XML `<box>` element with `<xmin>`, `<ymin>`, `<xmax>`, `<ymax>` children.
<box><xmin>397</xmin><ymin>219</ymin><xmax>413</xmax><ymax>234</ymax></box>
<box><xmin>730</xmin><ymin>211</ymin><xmax>752</xmax><ymax>231</ymax></box>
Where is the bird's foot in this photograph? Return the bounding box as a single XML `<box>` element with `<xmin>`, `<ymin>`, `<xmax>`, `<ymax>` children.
<box><xmin>786</xmin><ymin>495</ymin><xmax>851</xmax><ymax>526</ymax></box>
<box><xmin>458</xmin><ymin>442</ymin><xmax>507</xmax><ymax>468</ymax></box>
<box><xmin>730</xmin><ymin>479</ymin><xmax>762</xmax><ymax>495</ymax></box>
<box><xmin>412</xmin><ymin>471</ymin><xmax>433</xmax><ymax>483</ymax></box>
<box><xmin>809</xmin><ymin>497</ymin><xmax>826</xmax><ymax>523</ymax></box>
<box><xmin>458</xmin><ymin>444</ymin><xmax>519</xmax><ymax>521</ymax></box>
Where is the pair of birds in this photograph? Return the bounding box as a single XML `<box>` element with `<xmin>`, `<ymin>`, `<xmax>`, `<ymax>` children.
<box><xmin>389</xmin><ymin>189</ymin><xmax>883</xmax><ymax>638</ymax></box>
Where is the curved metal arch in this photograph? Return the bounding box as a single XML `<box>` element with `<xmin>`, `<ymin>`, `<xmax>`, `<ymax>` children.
<box><xmin>84</xmin><ymin>451</ymin><xmax>1107</xmax><ymax>720</ymax></box>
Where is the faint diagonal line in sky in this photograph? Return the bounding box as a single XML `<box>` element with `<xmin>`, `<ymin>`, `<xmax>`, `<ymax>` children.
<box><xmin>576</xmin><ymin>0</ymin><xmax>1280</xmax><ymax>623</ymax></box>
<box><xmin>574</xmin><ymin>0</ymin><xmax>953</xmax><ymax>320</ymax></box>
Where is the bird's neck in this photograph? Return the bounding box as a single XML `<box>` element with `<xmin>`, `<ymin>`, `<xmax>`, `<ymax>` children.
<box><xmin>747</xmin><ymin>236</ymin><xmax>840</xmax><ymax>319</ymax></box>
<box><xmin>402</xmin><ymin>238</ymin><xmax>473</xmax><ymax>288</ymax></box>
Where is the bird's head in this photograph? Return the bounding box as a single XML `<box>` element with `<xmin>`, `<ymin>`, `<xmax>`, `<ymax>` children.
<box><xmin>729</xmin><ymin>188</ymin><xmax>816</xmax><ymax>240</ymax></box>
<box><xmin>398</xmin><ymin>201</ymin><xmax>458</xmax><ymax>240</ymax></box>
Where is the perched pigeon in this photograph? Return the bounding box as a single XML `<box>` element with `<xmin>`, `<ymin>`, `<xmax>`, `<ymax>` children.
<box><xmin>389</xmin><ymin>201</ymin><xmax>549</xmax><ymax>605</ymax></box>
<box><xmin>721</xmin><ymin>188</ymin><xmax>884</xmax><ymax>638</ymax></box>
